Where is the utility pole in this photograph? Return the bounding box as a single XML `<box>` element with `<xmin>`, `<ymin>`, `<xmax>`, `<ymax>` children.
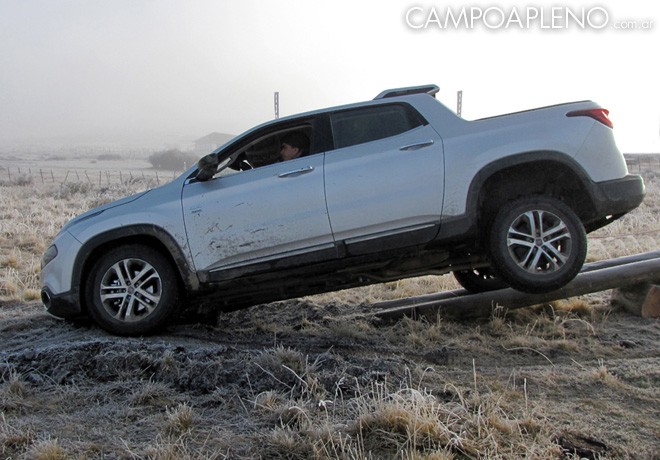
<box><xmin>274</xmin><ymin>92</ymin><xmax>280</xmax><ymax>119</ymax></box>
<box><xmin>457</xmin><ymin>90</ymin><xmax>463</xmax><ymax>118</ymax></box>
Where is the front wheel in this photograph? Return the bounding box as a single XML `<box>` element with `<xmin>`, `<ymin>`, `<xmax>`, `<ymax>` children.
<box><xmin>488</xmin><ymin>197</ymin><xmax>587</xmax><ymax>294</ymax></box>
<box><xmin>85</xmin><ymin>245</ymin><xmax>179</xmax><ymax>336</ymax></box>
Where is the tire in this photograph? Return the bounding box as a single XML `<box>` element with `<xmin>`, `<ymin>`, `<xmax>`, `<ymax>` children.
<box><xmin>453</xmin><ymin>267</ymin><xmax>508</xmax><ymax>293</ymax></box>
<box><xmin>488</xmin><ymin>197</ymin><xmax>587</xmax><ymax>294</ymax></box>
<box><xmin>85</xmin><ymin>245</ymin><xmax>179</xmax><ymax>336</ymax></box>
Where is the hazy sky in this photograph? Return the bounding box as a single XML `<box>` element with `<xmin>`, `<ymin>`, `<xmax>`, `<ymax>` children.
<box><xmin>1</xmin><ymin>0</ymin><xmax>658</xmax><ymax>152</ymax></box>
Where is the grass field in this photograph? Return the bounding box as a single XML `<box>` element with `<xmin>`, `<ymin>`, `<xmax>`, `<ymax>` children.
<box><xmin>1</xmin><ymin>152</ymin><xmax>659</xmax><ymax>459</ymax></box>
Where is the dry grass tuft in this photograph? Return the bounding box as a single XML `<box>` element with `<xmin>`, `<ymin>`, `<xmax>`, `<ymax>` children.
<box><xmin>592</xmin><ymin>360</ymin><xmax>626</xmax><ymax>390</ymax></box>
<box><xmin>0</xmin><ymin>251</ymin><xmax>20</xmax><ymax>269</ymax></box>
<box><xmin>165</xmin><ymin>403</ymin><xmax>194</xmax><ymax>437</ymax></box>
<box><xmin>254</xmin><ymin>346</ymin><xmax>326</xmax><ymax>400</ymax></box>
<box><xmin>6</xmin><ymin>371</ymin><xmax>27</xmax><ymax>399</ymax></box>
<box><xmin>263</xmin><ymin>427</ymin><xmax>314</xmax><ymax>459</ymax></box>
<box><xmin>403</xmin><ymin>452</ymin><xmax>455</xmax><ymax>460</ymax></box>
<box><xmin>129</xmin><ymin>435</ymin><xmax>199</xmax><ymax>460</ymax></box>
<box><xmin>553</xmin><ymin>298</ymin><xmax>593</xmax><ymax>317</ymax></box>
<box><xmin>347</xmin><ymin>379</ymin><xmax>559</xmax><ymax>459</ymax></box>
<box><xmin>130</xmin><ymin>380</ymin><xmax>175</xmax><ymax>407</ymax></box>
<box><xmin>1</xmin><ymin>413</ymin><xmax>33</xmax><ymax>456</ymax></box>
<box><xmin>29</xmin><ymin>438</ymin><xmax>67</xmax><ymax>460</ymax></box>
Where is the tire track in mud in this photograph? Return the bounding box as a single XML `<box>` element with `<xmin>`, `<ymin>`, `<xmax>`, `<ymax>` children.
<box><xmin>0</xmin><ymin>303</ymin><xmax>409</xmax><ymax>395</ymax></box>
<box><xmin>2</xmin><ymin>300</ymin><xmax>658</xmax><ymax>395</ymax></box>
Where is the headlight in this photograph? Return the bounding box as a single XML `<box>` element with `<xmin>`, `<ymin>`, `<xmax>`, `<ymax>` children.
<box><xmin>41</xmin><ymin>245</ymin><xmax>58</xmax><ymax>269</ymax></box>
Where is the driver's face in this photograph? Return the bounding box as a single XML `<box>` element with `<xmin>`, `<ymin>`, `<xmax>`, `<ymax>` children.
<box><xmin>280</xmin><ymin>143</ymin><xmax>301</xmax><ymax>161</ymax></box>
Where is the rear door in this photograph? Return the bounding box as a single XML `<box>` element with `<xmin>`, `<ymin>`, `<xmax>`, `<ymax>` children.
<box><xmin>324</xmin><ymin>103</ymin><xmax>444</xmax><ymax>252</ymax></box>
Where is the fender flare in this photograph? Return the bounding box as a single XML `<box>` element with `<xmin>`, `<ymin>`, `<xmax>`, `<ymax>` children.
<box><xmin>72</xmin><ymin>225</ymin><xmax>199</xmax><ymax>304</ymax></box>
<box><xmin>465</xmin><ymin>150</ymin><xmax>595</xmax><ymax>218</ymax></box>
<box><xmin>437</xmin><ymin>151</ymin><xmax>595</xmax><ymax>242</ymax></box>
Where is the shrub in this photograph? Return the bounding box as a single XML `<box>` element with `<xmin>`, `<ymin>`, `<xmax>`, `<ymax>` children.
<box><xmin>0</xmin><ymin>174</ymin><xmax>33</xmax><ymax>187</ymax></box>
<box><xmin>148</xmin><ymin>149</ymin><xmax>198</xmax><ymax>171</ymax></box>
<box><xmin>96</xmin><ymin>153</ymin><xmax>122</xmax><ymax>161</ymax></box>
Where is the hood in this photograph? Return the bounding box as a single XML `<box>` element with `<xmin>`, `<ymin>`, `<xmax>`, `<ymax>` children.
<box><xmin>60</xmin><ymin>190</ymin><xmax>150</xmax><ymax>234</ymax></box>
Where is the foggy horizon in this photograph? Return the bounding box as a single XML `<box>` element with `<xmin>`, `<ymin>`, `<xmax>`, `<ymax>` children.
<box><xmin>2</xmin><ymin>1</ymin><xmax>659</xmax><ymax>154</ymax></box>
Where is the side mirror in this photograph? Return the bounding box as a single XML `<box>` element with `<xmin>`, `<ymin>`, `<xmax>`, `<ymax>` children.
<box><xmin>196</xmin><ymin>154</ymin><xmax>219</xmax><ymax>182</ymax></box>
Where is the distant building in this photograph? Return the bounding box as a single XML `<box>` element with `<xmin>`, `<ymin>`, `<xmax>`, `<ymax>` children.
<box><xmin>194</xmin><ymin>132</ymin><xmax>234</xmax><ymax>154</ymax></box>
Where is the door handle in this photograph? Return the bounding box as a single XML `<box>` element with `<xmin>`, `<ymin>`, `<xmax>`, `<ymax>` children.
<box><xmin>399</xmin><ymin>140</ymin><xmax>435</xmax><ymax>151</ymax></box>
<box><xmin>278</xmin><ymin>166</ymin><xmax>315</xmax><ymax>178</ymax></box>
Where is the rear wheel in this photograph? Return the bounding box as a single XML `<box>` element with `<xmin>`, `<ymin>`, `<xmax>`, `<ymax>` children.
<box><xmin>453</xmin><ymin>267</ymin><xmax>507</xmax><ymax>293</ymax></box>
<box><xmin>488</xmin><ymin>197</ymin><xmax>586</xmax><ymax>294</ymax></box>
<box><xmin>85</xmin><ymin>245</ymin><xmax>179</xmax><ymax>336</ymax></box>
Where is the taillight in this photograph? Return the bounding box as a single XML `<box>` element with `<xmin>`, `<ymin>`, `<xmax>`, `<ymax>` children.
<box><xmin>566</xmin><ymin>108</ymin><xmax>613</xmax><ymax>129</ymax></box>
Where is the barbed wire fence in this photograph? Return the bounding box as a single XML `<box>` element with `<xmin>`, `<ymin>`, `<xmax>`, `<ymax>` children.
<box><xmin>2</xmin><ymin>154</ymin><xmax>657</xmax><ymax>186</ymax></box>
<box><xmin>1</xmin><ymin>156</ymin><xmax>658</xmax><ymax>263</ymax></box>
<box><xmin>3</xmin><ymin>160</ymin><xmax>658</xmax><ymax>186</ymax></box>
<box><xmin>624</xmin><ymin>154</ymin><xmax>660</xmax><ymax>174</ymax></box>
<box><xmin>1</xmin><ymin>166</ymin><xmax>185</xmax><ymax>186</ymax></box>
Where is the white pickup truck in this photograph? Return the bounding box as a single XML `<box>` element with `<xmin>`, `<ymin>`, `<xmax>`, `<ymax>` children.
<box><xmin>41</xmin><ymin>84</ymin><xmax>645</xmax><ymax>335</ymax></box>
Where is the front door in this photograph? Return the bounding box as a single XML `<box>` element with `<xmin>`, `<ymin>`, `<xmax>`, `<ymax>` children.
<box><xmin>182</xmin><ymin>153</ymin><xmax>333</xmax><ymax>279</ymax></box>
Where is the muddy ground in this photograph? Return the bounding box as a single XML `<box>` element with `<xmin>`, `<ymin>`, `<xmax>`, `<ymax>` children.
<box><xmin>1</xmin><ymin>291</ymin><xmax>659</xmax><ymax>459</ymax></box>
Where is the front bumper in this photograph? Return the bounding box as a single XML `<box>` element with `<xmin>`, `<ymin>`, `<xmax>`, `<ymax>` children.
<box><xmin>41</xmin><ymin>287</ymin><xmax>83</xmax><ymax>319</ymax></box>
<box><xmin>40</xmin><ymin>229</ymin><xmax>83</xmax><ymax>318</ymax></box>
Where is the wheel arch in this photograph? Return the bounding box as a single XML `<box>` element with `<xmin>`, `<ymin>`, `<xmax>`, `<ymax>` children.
<box><xmin>468</xmin><ymin>151</ymin><xmax>599</xmax><ymax>233</ymax></box>
<box><xmin>73</xmin><ymin>225</ymin><xmax>198</xmax><ymax>313</ymax></box>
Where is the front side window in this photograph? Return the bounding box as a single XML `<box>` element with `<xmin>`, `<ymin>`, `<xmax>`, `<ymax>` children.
<box><xmin>330</xmin><ymin>104</ymin><xmax>426</xmax><ymax>150</ymax></box>
<box><xmin>195</xmin><ymin>123</ymin><xmax>319</xmax><ymax>181</ymax></box>
<box><xmin>237</xmin><ymin>125</ymin><xmax>314</xmax><ymax>170</ymax></box>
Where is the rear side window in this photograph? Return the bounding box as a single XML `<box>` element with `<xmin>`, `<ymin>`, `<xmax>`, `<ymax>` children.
<box><xmin>330</xmin><ymin>104</ymin><xmax>426</xmax><ymax>149</ymax></box>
